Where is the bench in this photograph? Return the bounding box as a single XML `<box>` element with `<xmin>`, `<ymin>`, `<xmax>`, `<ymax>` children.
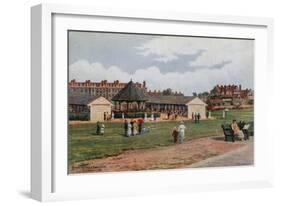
<box><xmin>221</xmin><ymin>124</ymin><xmax>236</xmax><ymax>142</ymax></box>
<box><xmin>221</xmin><ymin>121</ymin><xmax>253</xmax><ymax>142</ymax></box>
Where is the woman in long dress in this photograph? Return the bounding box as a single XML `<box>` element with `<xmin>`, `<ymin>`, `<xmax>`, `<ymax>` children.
<box><xmin>127</xmin><ymin>121</ymin><xmax>132</xmax><ymax>137</ymax></box>
<box><xmin>231</xmin><ymin>120</ymin><xmax>244</xmax><ymax>140</ymax></box>
<box><xmin>133</xmin><ymin>121</ymin><xmax>138</xmax><ymax>135</ymax></box>
<box><xmin>100</xmin><ymin>124</ymin><xmax>105</xmax><ymax>135</ymax></box>
<box><xmin>178</xmin><ymin>121</ymin><xmax>186</xmax><ymax>144</ymax></box>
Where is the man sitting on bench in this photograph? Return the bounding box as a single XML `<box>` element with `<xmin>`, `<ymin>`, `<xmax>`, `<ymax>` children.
<box><xmin>231</xmin><ymin>119</ymin><xmax>245</xmax><ymax>141</ymax></box>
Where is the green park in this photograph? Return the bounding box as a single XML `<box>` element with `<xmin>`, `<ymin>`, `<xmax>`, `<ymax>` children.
<box><xmin>68</xmin><ymin>108</ymin><xmax>254</xmax><ymax>165</ymax></box>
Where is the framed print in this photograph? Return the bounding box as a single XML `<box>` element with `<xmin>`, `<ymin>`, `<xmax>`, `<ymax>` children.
<box><xmin>31</xmin><ymin>3</ymin><xmax>274</xmax><ymax>201</ymax></box>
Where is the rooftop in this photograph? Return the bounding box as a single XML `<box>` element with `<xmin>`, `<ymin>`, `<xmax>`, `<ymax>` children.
<box><xmin>147</xmin><ymin>95</ymin><xmax>196</xmax><ymax>105</ymax></box>
<box><xmin>68</xmin><ymin>95</ymin><xmax>100</xmax><ymax>105</ymax></box>
<box><xmin>112</xmin><ymin>81</ymin><xmax>148</xmax><ymax>102</ymax></box>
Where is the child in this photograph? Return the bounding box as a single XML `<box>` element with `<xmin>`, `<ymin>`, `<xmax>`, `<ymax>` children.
<box><xmin>172</xmin><ymin>127</ymin><xmax>179</xmax><ymax>143</ymax></box>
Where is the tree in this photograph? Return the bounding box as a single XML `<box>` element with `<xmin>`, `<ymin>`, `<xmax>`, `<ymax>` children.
<box><xmin>163</xmin><ymin>88</ymin><xmax>173</xmax><ymax>95</ymax></box>
<box><xmin>198</xmin><ymin>91</ymin><xmax>210</xmax><ymax>98</ymax></box>
<box><xmin>192</xmin><ymin>92</ymin><xmax>197</xmax><ymax>97</ymax></box>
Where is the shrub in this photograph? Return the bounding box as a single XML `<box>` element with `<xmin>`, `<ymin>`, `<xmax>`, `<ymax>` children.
<box><xmin>69</xmin><ymin>112</ymin><xmax>90</xmax><ymax>121</ymax></box>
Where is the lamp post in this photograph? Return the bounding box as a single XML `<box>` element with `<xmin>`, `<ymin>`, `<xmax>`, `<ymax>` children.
<box><xmin>223</xmin><ymin>108</ymin><xmax>229</xmax><ymax>119</ymax></box>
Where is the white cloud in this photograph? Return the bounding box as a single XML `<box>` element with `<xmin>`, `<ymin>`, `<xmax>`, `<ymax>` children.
<box><xmin>136</xmin><ymin>36</ymin><xmax>200</xmax><ymax>63</ymax></box>
<box><xmin>136</xmin><ymin>36</ymin><xmax>253</xmax><ymax>69</ymax></box>
<box><xmin>69</xmin><ymin>59</ymin><xmax>253</xmax><ymax>96</ymax></box>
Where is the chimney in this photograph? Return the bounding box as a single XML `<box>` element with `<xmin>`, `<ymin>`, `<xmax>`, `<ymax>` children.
<box><xmin>143</xmin><ymin>80</ymin><xmax>146</xmax><ymax>88</ymax></box>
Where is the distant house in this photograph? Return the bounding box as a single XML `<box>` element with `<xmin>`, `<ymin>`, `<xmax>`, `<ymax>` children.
<box><xmin>69</xmin><ymin>95</ymin><xmax>113</xmax><ymax>122</ymax></box>
<box><xmin>208</xmin><ymin>84</ymin><xmax>254</xmax><ymax>110</ymax></box>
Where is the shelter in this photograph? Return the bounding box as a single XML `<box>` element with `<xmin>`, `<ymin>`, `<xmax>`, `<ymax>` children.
<box><xmin>112</xmin><ymin>80</ymin><xmax>148</xmax><ymax>111</ymax></box>
<box><xmin>147</xmin><ymin>96</ymin><xmax>207</xmax><ymax>119</ymax></box>
<box><xmin>69</xmin><ymin>95</ymin><xmax>113</xmax><ymax>122</ymax></box>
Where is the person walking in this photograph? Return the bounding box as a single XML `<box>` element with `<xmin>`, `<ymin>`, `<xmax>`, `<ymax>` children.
<box><xmin>130</xmin><ymin>120</ymin><xmax>134</xmax><ymax>135</ymax></box>
<box><xmin>138</xmin><ymin>118</ymin><xmax>144</xmax><ymax>134</ymax></box>
<box><xmin>197</xmin><ymin>113</ymin><xmax>201</xmax><ymax>123</ymax></box>
<box><xmin>124</xmin><ymin>119</ymin><xmax>128</xmax><ymax>136</ymax></box>
<box><xmin>194</xmin><ymin>113</ymin><xmax>198</xmax><ymax>123</ymax></box>
<box><xmin>133</xmin><ymin>120</ymin><xmax>138</xmax><ymax>136</ymax></box>
<box><xmin>127</xmin><ymin>120</ymin><xmax>132</xmax><ymax>137</ymax></box>
<box><xmin>96</xmin><ymin>121</ymin><xmax>101</xmax><ymax>135</ymax></box>
<box><xmin>178</xmin><ymin>121</ymin><xmax>186</xmax><ymax>144</ymax></box>
<box><xmin>100</xmin><ymin>123</ymin><xmax>105</xmax><ymax>135</ymax></box>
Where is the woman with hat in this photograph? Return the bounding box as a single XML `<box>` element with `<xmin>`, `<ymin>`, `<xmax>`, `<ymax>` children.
<box><xmin>178</xmin><ymin>121</ymin><xmax>186</xmax><ymax>144</ymax></box>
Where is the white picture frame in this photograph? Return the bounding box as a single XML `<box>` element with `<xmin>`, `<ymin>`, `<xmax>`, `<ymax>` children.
<box><xmin>31</xmin><ymin>3</ymin><xmax>274</xmax><ymax>202</ymax></box>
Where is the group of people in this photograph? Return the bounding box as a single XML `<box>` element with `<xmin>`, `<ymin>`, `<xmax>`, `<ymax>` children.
<box><xmin>166</xmin><ymin>111</ymin><xmax>188</xmax><ymax>120</ymax></box>
<box><xmin>192</xmin><ymin>112</ymin><xmax>201</xmax><ymax>123</ymax></box>
<box><xmin>103</xmin><ymin>112</ymin><xmax>114</xmax><ymax>121</ymax></box>
<box><xmin>124</xmin><ymin>118</ymin><xmax>149</xmax><ymax>137</ymax></box>
<box><xmin>96</xmin><ymin>121</ymin><xmax>105</xmax><ymax>135</ymax></box>
<box><xmin>171</xmin><ymin>121</ymin><xmax>186</xmax><ymax>144</ymax></box>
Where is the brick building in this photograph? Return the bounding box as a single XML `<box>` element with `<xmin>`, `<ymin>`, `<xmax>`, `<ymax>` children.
<box><xmin>69</xmin><ymin>79</ymin><xmax>147</xmax><ymax>100</ymax></box>
<box><xmin>69</xmin><ymin>79</ymin><xmax>184</xmax><ymax>99</ymax></box>
<box><xmin>210</xmin><ymin>84</ymin><xmax>253</xmax><ymax>99</ymax></box>
<box><xmin>208</xmin><ymin>84</ymin><xmax>254</xmax><ymax>110</ymax></box>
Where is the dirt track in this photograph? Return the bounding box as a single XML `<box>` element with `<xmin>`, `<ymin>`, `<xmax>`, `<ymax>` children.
<box><xmin>70</xmin><ymin>137</ymin><xmax>247</xmax><ymax>174</ymax></box>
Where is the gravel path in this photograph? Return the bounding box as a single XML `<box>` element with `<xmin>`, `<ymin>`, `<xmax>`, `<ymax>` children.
<box><xmin>70</xmin><ymin>137</ymin><xmax>252</xmax><ymax>174</ymax></box>
<box><xmin>188</xmin><ymin>139</ymin><xmax>254</xmax><ymax>168</ymax></box>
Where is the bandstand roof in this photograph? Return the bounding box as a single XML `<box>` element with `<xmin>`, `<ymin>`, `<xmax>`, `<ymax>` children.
<box><xmin>112</xmin><ymin>80</ymin><xmax>148</xmax><ymax>102</ymax></box>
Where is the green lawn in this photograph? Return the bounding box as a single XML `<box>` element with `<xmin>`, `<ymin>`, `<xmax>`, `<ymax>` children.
<box><xmin>69</xmin><ymin>108</ymin><xmax>253</xmax><ymax>164</ymax></box>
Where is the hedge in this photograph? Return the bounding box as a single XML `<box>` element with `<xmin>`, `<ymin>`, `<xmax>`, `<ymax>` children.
<box><xmin>69</xmin><ymin>112</ymin><xmax>89</xmax><ymax>121</ymax></box>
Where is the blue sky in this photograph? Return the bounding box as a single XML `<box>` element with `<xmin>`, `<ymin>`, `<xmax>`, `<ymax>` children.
<box><xmin>69</xmin><ymin>31</ymin><xmax>254</xmax><ymax>95</ymax></box>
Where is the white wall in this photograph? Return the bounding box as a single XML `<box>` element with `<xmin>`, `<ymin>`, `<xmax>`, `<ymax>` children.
<box><xmin>0</xmin><ymin>0</ymin><xmax>280</xmax><ymax>206</ymax></box>
<box><xmin>187</xmin><ymin>97</ymin><xmax>207</xmax><ymax>119</ymax></box>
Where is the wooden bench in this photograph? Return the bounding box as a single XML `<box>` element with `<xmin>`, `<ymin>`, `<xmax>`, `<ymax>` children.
<box><xmin>221</xmin><ymin>122</ymin><xmax>253</xmax><ymax>142</ymax></box>
<box><xmin>221</xmin><ymin>124</ymin><xmax>236</xmax><ymax>142</ymax></box>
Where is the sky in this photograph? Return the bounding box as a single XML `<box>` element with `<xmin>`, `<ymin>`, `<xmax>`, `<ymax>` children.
<box><xmin>69</xmin><ymin>31</ymin><xmax>254</xmax><ymax>96</ymax></box>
